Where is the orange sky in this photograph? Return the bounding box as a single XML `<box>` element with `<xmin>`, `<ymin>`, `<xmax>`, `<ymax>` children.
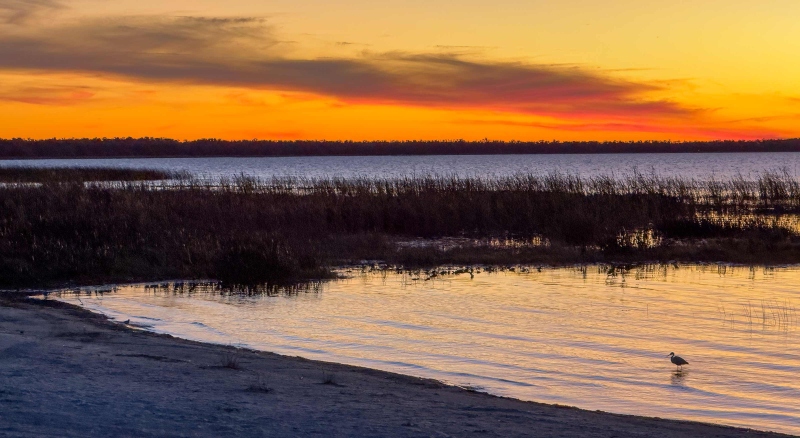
<box><xmin>0</xmin><ymin>0</ymin><xmax>799</xmax><ymax>141</ymax></box>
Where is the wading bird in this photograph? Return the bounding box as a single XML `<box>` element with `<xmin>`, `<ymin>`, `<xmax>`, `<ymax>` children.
<box><xmin>668</xmin><ymin>352</ymin><xmax>688</xmax><ymax>370</ymax></box>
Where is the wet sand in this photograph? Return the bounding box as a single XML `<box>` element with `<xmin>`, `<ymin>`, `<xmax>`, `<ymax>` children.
<box><xmin>0</xmin><ymin>295</ymin><xmax>792</xmax><ymax>437</ymax></box>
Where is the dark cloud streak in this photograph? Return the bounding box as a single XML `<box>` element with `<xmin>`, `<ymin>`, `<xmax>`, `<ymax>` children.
<box><xmin>0</xmin><ymin>15</ymin><xmax>689</xmax><ymax>119</ymax></box>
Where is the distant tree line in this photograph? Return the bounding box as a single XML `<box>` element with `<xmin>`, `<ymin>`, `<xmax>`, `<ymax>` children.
<box><xmin>1</xmin><ymin>138</ymin><xmax>800</xmax><ymax>158</ymax></box>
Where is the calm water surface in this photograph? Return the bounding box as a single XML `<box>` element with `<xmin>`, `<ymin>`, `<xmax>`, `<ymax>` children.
<box><xmin>56</xmin><ymin>265</ymin><xmax>800</xmax><ymax>434</ymax></box>
<box><xmin>5</xmin><ymin>153</ymin><xmax>800</xmax><ymax>180</ymax></box>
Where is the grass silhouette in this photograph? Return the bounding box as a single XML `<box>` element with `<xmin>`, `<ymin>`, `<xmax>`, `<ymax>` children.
<box><xmin>2</xmin><ymin>168</ymin><xmax>800</xmax><ymax>288</ymax></box>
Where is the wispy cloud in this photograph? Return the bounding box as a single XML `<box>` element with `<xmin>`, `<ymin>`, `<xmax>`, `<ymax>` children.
<box><xmin>0</xmin><ymin>0</ymin><xmax>63</xmax><ymax>24</ymax></box>
<box><xmin>0</xmin><ymin>14</ymin><xmax>690</xmax><ymax>123</ymax></box>
<box><xmin>0</xmin><ymin>84</ymin><xmax>94</xmax><ymax>105</ymax></box>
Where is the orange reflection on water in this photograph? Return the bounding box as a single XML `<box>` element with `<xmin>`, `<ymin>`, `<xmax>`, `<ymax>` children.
<box><xmin>59</xmin><ymin>264</ymin><xmax>800</xmax><ymax>434</ymax></box>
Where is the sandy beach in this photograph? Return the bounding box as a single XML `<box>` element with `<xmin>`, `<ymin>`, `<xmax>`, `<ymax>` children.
<box><xmin>0</xmin><ymin>295</ymin><xmax>792</xmax><ymax>438</ymax></box>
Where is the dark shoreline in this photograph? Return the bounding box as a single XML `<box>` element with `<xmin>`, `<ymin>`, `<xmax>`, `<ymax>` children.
<box><xmin>0</xmin><ymin>294</ymin><xmax>794</xmax><ymax>437</ymax></box>
<box><xmin>2</xmin><ymin>138</ymin><xmax>800</xmax><ymax>159</ymax></box>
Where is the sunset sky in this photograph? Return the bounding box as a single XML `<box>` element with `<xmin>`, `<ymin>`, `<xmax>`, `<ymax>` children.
<box><xmin>1</xmin><ymin>0</ymin><xmax>799</xmax><ymax>140</ymax></box>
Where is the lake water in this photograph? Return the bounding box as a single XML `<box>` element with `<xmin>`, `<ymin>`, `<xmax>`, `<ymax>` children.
<box><xmin>4</xmin><ymin>153</ymin><xmax>800</xmax><ymax>180</ymax></box>
<box><xmin>55</xmin><ymin>264</ymin><xmax>800</xmax><ymax>435</ymax></box>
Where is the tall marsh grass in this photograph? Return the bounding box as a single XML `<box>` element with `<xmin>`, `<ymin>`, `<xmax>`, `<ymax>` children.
<box><xmin>2</xmin><ymin>169</ymin><xmax>800</xmax><ymax>288</ymax></box>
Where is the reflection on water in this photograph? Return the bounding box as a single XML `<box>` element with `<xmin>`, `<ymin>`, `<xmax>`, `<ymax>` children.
<box><xmin>672</xmin><ymin>369</ymin><xmax>689</xmax><ymax>387</ymax></box>
<box><xmin>5</xmin><ymin>153</ymin><xmax>800</xmax><ymax>181</ymax></box>
<box><xmin>55</xmin><ymin>264</ymin><xmax>800</xmax><ymax>435</ymax></box>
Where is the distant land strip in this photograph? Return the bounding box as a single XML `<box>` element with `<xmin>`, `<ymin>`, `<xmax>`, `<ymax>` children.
<box><xmin>2</xmin><ymin>138</ymin><xmax>800</xmax><ymax>159</ymax></box>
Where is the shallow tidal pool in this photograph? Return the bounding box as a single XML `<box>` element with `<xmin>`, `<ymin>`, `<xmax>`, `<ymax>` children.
<box><xmin>55</xmin><ymin>264</ymin><xmax>800</xmax><ymax>434</ymax></box>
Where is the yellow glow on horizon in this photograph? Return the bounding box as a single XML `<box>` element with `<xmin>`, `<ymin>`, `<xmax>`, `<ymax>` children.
<box><xmin>0</xmin><ymin>70</ymin><xmax>795</xmax><ymax>141</ymax></box>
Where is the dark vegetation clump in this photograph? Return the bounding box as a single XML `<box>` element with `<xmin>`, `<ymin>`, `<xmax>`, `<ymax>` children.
<box><xmin>0</xmin><ymin>166</ymin><xmax>181</xmax><ymax>183</ymax></box>
<box><xmin>321</xmin><ymin>371</ymin><xmax>340</xmax><ymax>386</ymax></box>
<box><xmin>2</xmin><ymin>168</ymin><xmax>800</xmax><ymax>288</ymax></box>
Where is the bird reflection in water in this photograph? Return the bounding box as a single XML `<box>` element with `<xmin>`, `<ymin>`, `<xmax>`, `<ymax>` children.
<box><xmin>671</xmin><ymin>369</ymin><xmax>689</xmax><ymax>386</ymax></box>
